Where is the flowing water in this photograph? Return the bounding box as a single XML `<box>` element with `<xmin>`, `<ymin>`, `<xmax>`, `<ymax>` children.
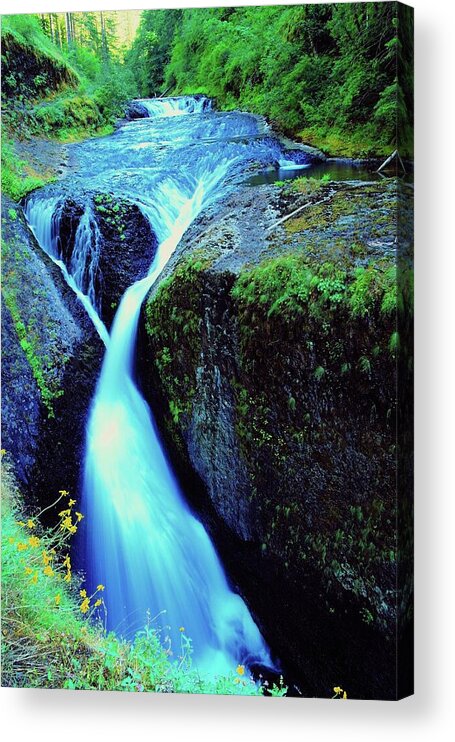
<box><xmin>25</xmin><ymin>96</ymin><xmax>331</xmax><ymax>677</ymax></box>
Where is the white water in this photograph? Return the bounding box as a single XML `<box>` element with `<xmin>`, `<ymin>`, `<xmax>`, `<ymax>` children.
<box><xmin>24</xmin><ymin>97</ymin><xmax>304</xmax><ymax>677</ymax></box>
<box><xmin>134</xmin><ymin>95</ymin><xmax>212</xmax><ymax>118</ymax></box>
<box><xmin>22</xmin><ymin>96</ymin><xmax>379</xmax><ymax>682</ymax></box>
<box><xmin>25</xmin><ymin>196</ymin><xmax>109</xmax><ymax>345</ymax></box>
<box><xmin>84</xmin><ymin>167</ymin><xmax>274</xmax><ymax>674</ymax></box>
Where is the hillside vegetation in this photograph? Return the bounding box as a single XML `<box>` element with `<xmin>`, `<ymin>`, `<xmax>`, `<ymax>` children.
<box><xmin>1</xmin><ymin>13</ymin><xmax>137</xmax><ymax>199</ymax></box>
<box><xmin>127</xmin><ymin>3</ymin><xmax>413</xmax><ymax>157</ymax></box>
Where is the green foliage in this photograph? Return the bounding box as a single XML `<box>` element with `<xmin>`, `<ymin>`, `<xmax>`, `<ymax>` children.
<box><xmin>286</xmin><ymin>174</ymin><xmax>331</xmax><ymax>196</ymax></box>
<box><xmin>1</xmin><ymin>137</ymin><xmax>54</xmax><ymax>200</ymax></box>
<box><xmin>232</xmin><ymin>255</ymin><xmax>401</xmax><ymax>336</ymax></box>
<box><xmin>145</xmin><ymin>257</ymin><xmax>211</xmax><ymax>434</ymax></box>
<box><xmin>1</xmin><ymin>288</ymin><xmax>63</xmax><ymax>418</ymax></box>
<box><xmin>2</xmin><ymin>13</ymin><xmax>138</xmax><ymax>145</ymax></box>
<box><xmin>127</xmin><ymin>4</ymin><xmax>414</xmax><ymax>156</ymax></box>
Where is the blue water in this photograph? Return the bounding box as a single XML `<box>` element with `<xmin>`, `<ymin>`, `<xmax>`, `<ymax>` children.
<box><xmin>25</xmin><ymin>96</ymin><xmax>317</xmax><ymax>678</ymax></box>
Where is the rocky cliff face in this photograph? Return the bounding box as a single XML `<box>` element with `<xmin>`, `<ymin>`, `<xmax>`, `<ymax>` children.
<box><xmin>1</xmin><ymin>196</ymin><xmax>104</xmax><ymax>504</ymax></box>
<box><xmin>137</xmin><ymin>178</ymin><xmax>413</xmax><ymax>698</ymax></box>
<box><xmin>57</xmin><ymin>192</ymin><xmax>157</xmax><ymax>328</ymax></box>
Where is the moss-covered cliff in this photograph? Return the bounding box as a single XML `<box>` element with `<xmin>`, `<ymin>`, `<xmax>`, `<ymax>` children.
<box><xmin>138</xmin><ymin>178</ymin><xmax>413</xmax><ymax>698</ymax></box>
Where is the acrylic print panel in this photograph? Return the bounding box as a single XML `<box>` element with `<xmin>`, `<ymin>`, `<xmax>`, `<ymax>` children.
<box><xmin>0</xmin><ymin>2</ymin><xmax>414</xmax><ymax>700</ymax></box>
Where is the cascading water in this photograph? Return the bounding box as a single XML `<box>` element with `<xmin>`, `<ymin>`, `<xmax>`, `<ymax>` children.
<box><xmin>134</xmin><ymin>95</ymin><xmax>213</xmax><ymax>118</ymax></box>
<box><xmin>24</xmin><ymin>96</ymin><xmax>314</xmax><ymax>678</ymax></box>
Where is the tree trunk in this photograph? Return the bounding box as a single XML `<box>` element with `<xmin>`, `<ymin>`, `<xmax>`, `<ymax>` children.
<box><xmin>48</xmin><ymin>14</ymin><xmax>54</xmax><ymax>44</ymax></box>
<box><xmin>100</xmin><ymin>11</ymin><xmax>109</xmax><ymax>62</ymax></box>
<box><xmin>65</xmin><ymin>12</ymin><xmax>72</xmax><ymax>46</ymax></box>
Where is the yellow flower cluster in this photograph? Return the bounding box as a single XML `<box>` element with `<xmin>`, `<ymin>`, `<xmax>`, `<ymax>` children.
<box><xmin>10</xmin><ymin>489</ymin><xmax>108</xmax><ymax>622</ymax></box>
<box><xmin>79</xmin><ymin>584</ymin><xmax>105</xmax><ymax>614</ymax></box>
<box><xmin>63</xmin><ymin>554</ymin><xmax>72</xmax><ymax>583</ymax></box>
<box><xmin>58</xmin><ymin>495</ymin><xmax>84</xmax><ymax>536</ymax></box>
<box><xmin>333</xmin><ymin>686</ymin><xmax>348</xmax><ymax>699</ymax></box>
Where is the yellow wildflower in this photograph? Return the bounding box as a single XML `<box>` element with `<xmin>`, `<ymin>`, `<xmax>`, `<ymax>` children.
<box><xmin>60</xmin><ymin>516</ymin><xmax>77</xmax><ymax>534</ymax></box>
<box><xmin>55</xmin><ymin>594</ymin><xmax>61</xmax><ymax>606</ymax></box>
<box><xmin>26</xmin><ymin>519</ymin><xmax>35</xmax><ymax>529</ymax></box>
<box><xmin>179</xmin><ymin>626</ymin><xmax>185</xmax><ymax>632</ymax></box>
<box><xmin>16</xmin><ymin>521</ymin><xmax>26</xmax><ymax>528</ymax></box>
<box><xmin>28</xmin><ymin>536</ymin><xmax>40</xmax><ymax>548</ymax></box>
<box><xmin>342</xmin><ymin>691</ymin><xmax>347</xmax><ymax>699</ymax></box>
<box><xmin>63</xmin><ymin>571</ymin><xmax>71</xmax><ymax>583</ymax></box>
<box><xmin>42</xmin><ymin>551</ymin><xmax>52</xmax><ymax>566</ymax></box>
<box><xmin>31</xmin><ymin>572</ymin><xmax>38</xmax><ymax>584</ymax></box>
<box><xmin>58</xmin><ymin>509</ymin><xmax>71</xmax><ymax>517</ymax></box>
<box><xmin>68</xmin><ymin>499</ymin><xmax>76</xmax><ymax>507</ymax></box>
<box><xmin>1</xmin><ymin>448</ymin><xmax>6</xmax><ymax>456</ymax></box>
<box><xmin>236</xmin><ymin>665</ymin><xmax>245</xmax><ymax>676</ymax></box>
<box><xmin>63</xmin><ymin>555</ymin><xmax>71</xmax><ymax>569</ymax></box>
<box><xmin>96</xmin><ymin>584</ymin><xmax>105</xmax><ymax>592</ymax></box>
<box><xmin>80</xmin><ymin>597</ymin><xmax>90</xmax><ymax>614</ymax></box>
<box><xmin>43</xmin><ymin>565</ymin><xmax>54</xmax><ymax>578</ymax></box>
<box><xmin>80</xmin><ymin>589</ymin><xmax>87</xmax><ymax>598</ymax></box>
<box><xmin>75</xmin><ymin>512</ymin><xmax>84</xmax><ymax>522</ymax></box>
<box><xmin>59</xmin><ymin>490</ymin><xmax>69</xmax><ymax>496</ymax></box>
<box><xmin>17</xmin><ymin>542</ymin><xmax>28</xmax><ymax>551</ymax></box>
<box><xmin>25</xmin><ymin>566</ymin><xmax>33</xmax><ymax>575</ymax></box>
<box><xmin>8</xmin><ymin>537</ymin><xmax>15</xmax><ymax>544</ymax></box>
<box><xmin>333</xmin><ymin>686</ymin><xmax>343</xmax><ymax>694</ymax></box>
<box><xmin>94</xmin><ymin>599</ymin><xmax>102</xmax><ymax>607</ymax></box>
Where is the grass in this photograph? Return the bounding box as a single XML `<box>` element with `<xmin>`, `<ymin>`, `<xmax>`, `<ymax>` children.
<box><xmin>1</xmin><ymin>14</ymin><xmax>137</xmax><ymax>200</ymax></box>
<box><xmin>1</xmin><ymin>460</ymin><xmax>283</xmax><ymax>695</ymax></box>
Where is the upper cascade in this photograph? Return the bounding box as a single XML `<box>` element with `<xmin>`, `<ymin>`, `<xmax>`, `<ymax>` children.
<box><xmin>133</xmin><ymin>95</ymin><xmax>213</xmax><ymax>118</ymax></box>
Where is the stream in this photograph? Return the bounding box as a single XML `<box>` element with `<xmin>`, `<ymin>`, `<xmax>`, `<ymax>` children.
<box><xmin>23</xmin><ymin>96</ymin><xmax>368</xmax><ymax>680</ymax></box>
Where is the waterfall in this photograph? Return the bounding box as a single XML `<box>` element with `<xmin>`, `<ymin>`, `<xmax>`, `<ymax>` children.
<box><xmin>134</xmin><ymin>95</ymin><xmax>212</xmax><ymax>118</ymax></box>
<box><xmin>70</xmin><ymin>204</ymin><xmax>102</xmax><ymax>312</ymax></box>
<box><xmin>83</xmin><ymin>163</ymin><xmax>272</xmax><ymax>675</ymax></box>
<box><xmin>25</xmin><ymin>194</ymin><xmax>109</xmax><ymax>345</ymax></box>
<box><xmin>24</xmin><ymin>96</ymin><xmax>278</xmax><ymax>679</ymax></box>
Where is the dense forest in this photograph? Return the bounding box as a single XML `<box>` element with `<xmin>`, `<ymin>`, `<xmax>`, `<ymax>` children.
<box><xmin>127</xmin><ymin>3</ymin><xmax>413</xmax><ymax>156</ymax></box>
<box><xmin>1</xmin><ymin>3</ymin><xmax>413</xmax><ymax>169</ymax></box>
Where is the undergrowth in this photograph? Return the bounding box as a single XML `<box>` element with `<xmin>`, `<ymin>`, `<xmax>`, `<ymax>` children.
<box><xmin>1</xmin><ymin>137</ymin><xmax>55</xmax><ymax>201</ymax></box>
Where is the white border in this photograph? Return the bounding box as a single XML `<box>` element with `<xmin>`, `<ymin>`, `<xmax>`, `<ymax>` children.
<box><xmin>1</xmin><ymin>0</ymin><xmax>454</xmax><ymax>739</ymax></box>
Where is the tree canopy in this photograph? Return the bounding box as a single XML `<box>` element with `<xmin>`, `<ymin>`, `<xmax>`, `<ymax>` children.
<box><xmin>126</xmin><ymin>3</ymin><xmax>413</xmax><ymax>157</ymax></box>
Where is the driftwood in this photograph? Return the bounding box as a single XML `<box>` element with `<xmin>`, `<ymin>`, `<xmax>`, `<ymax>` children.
<box><xmin>266</xmin><ymin>191</ymin><xmax>335</xmax><ymax>234</ymax></box>
<box><xmin>377</xmin><ymin>149</ymin><xmax>407</xmax><ymax>174</ymax></box>
<box><xmin>154</xmin><ymin>86</ymin><xmax>173</xmax><ymax>99</ymax></box>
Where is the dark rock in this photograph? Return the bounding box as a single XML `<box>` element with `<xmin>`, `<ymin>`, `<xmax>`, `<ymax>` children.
<box><xmin>282</xmin><ymin>148</ymin><xmax>326</xmax><ymax>165</ymax></box>
<box><xmin>137</xmin><ymin>179</ymin><xmax>412</xmax><ymax>699</ymax></box>
<box><xmin>1</xmin><ymin>195</ymin><xmax>104</xmax><ymax>508</ymax></box>
<box><xmin>125</xmin><ymin>101</ymin><xmax>150</xmax><ymax>119</ymax></box>
<box><xmin>57</xmin><ymin>193</ymin><xmax>158</xmax><ymax>328</ymax></box>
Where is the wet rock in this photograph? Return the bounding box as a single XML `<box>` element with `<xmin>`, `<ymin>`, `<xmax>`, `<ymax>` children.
<box><xmin>57</xmin><ymin>193</ymin><xmax>158</xmax><ymax>328</ymax></box>
<box><xmin>125</xmin><ymin>101</ymin><xmax>150</xmax><ymax>119</ymax></box>
<box><xmin>1</xmin><ymin>195</ymin><xmax>104</xmax><ymax>506</ymax></box>
<box><xmin>137</xmin><ymin>179</ymin><xmax>412</xmax><ymax>699</ymax></box>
